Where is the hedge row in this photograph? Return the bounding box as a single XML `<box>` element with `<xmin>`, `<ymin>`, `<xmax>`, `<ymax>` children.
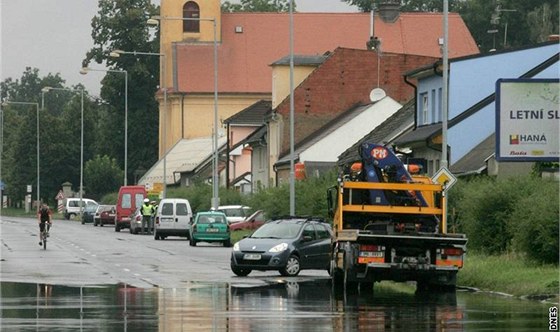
<box><xmin>448</xmin><ymin>175</ymin><xmax>559</xmax><ymax>265</ymax></box>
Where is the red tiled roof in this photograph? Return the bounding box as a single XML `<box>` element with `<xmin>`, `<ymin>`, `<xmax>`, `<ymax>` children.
<box><xmin>175</xmin><ymin>12</ymin><xmax>478</xmax><ymax>94</ymax></box>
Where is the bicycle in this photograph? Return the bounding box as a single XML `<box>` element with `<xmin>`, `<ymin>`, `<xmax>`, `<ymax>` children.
<box><xmin>40</xmin><ymin>223</ymin><xmax>51</xmax><ymax>250</ymax></box>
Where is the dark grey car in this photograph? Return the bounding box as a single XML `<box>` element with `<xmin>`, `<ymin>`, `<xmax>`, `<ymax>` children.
<box><xmin>81</xmin><ymin>203</ymin><xmax>99</xmax><ymax>224</ymax></box>
<box><xmin>230</xmin><ymin>217</ymin><xmax>333</xmax><ymax>277</ymax></box>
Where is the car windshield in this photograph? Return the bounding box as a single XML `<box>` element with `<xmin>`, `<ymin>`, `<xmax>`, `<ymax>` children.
<box><xmin>197</xmin><ymin>215</ymin><xmax>226</xmax><ymax>224</ymax></box>
<box><xmin>97</xmin><ymin>205</ymin><xmax>113</xmax><ymax>213</ymax></box>
<box><xmin>251</xmin><ymin>222</ymin><xmax>301</xmax><ymax>239</ymax></box>
<box><xmin>220</xmin><ymin>208</ymin><xmax>245</xmax><ymax>217</ymax></box>
<box><xmin>85</xmin><ymin>205</ymin><xmax>98</xmax><ymax>212</ymax></box>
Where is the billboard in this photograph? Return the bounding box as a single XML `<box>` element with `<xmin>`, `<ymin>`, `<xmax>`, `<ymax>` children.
<box><xmin>496</xmin><ymin>79</ymin><xmax>559</xmax><ymax>162</ymax></box>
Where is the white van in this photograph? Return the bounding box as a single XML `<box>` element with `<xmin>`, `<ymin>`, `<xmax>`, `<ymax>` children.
<box><xmin>64</xmin><ymin>198</ymin><xmax>98</xmax><ymax>220</ymax></box>
<box><xmin>154</xmin><ymin>198</ymin><xmax>193</xmax><ymax>240</ymax></box>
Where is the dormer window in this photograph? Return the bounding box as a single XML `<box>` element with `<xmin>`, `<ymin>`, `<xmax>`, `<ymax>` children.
<box><xmin>183</xmin><ymin>1</ymin><xmax>200</xmax><ymax>33</ymax></box>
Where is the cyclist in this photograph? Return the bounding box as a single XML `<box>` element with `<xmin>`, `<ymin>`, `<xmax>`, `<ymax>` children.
<box><xmin>37</xmin><ymin>203</ymin><xmax>52</xmax><ymax>246</ymax></box>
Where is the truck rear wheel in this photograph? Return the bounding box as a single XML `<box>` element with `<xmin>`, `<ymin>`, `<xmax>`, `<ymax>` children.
<box><xmin>416</xmin><ymin>272</ymin><xmax>457</xmax><ymax>292</ymax></box>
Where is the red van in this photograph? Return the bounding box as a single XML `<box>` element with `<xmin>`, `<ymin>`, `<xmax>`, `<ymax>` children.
<box><xmin>115</xmin><ymin>185</ymin><xmax>147</xmax><ymax>232</ymax></box>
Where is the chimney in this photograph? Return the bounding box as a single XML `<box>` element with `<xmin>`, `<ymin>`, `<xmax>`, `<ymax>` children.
<box><xmin>378</xmin><ymin>0</ymin><xmax>401</xmax><ymax>23</ymax></box>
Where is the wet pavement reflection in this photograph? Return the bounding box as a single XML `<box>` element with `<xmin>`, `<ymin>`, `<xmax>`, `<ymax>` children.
<box><xmin>0</xmin><ymin>280</ymin><xmax>552</xmax><ymax>331</ymax></box>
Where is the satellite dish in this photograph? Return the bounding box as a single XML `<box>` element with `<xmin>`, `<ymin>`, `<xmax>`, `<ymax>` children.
<box><xmin>369</xmin><ymin>88</ymin><xmax>386</xmax><ymax>102</ymax></box>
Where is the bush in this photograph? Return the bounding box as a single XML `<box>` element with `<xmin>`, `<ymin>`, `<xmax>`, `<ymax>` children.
<box><xmin>449</xmin><ymin>175</ymin><xmax>559</xmax><ymax>264</ymax></box>
<box><xmin>100</xmin><ymin>192</ymin><xmax>118</xmax><ymax>205</ymax></box>
<box><xmin>450</xmin><ymin>177</ymin><xmax>514</xmax><ymax>254</ymax></box>
<box><xmin>509</xmin><ymin>182</ymin><xmax>559</xmax><ymax>264</ymax></box>
<box><xmin>166</xmin><ymin>183</ymin><xmax>246</xmax><ymax>213</ymax></box>
<box><xmin>246</xmin><ymin>170</ymin><xmax>336</xmax><ymax>220</ymax></box>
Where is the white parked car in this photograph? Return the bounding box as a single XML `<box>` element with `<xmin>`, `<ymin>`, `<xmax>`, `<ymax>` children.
<box><xmin>216</xmin><ymin>205</ymin><xmax>251</xmax><ymax>224</ymax></box>
<box><xmin>63</xmin><ymin>198</ymin><xmax>98</xmax><ymax>220</ymax></box>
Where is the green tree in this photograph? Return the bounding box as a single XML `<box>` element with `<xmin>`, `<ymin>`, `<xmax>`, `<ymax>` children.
<box><xmin>1</xmin><ymin>68</ymin><xmax>106</xmax><ymax>205</ymax></box>
<box><xmin>222</xmin><ymin>0</ymin><xmax>294</xmax><ymax>12</ymax></box>
<box><xmin>84</xmin><ymin>155</ymin><xmax>124</xmax><ymax>200</ymax></box>
<box><xmin>527</xmin><ymin>3</ymin><xmax>556</xmax><ymax>43</ymax></box>
<box><xmin>83</xmin><ymin>0</ymin><xmax>160</xmax><ymax>185</ymax></box>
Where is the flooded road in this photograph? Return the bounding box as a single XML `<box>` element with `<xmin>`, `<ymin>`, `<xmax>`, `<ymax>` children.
<box><xmin>1</xmin><ymin>217</ymin><xmax>556</xmax><ymax>330</ymax></box>
<box><xmin>1</xmin><ymin>280</ymin><xmax>553</xmax><ymax>331</ymax></box>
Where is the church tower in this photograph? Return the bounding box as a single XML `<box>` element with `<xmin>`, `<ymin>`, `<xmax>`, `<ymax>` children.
<box><xmin>160</xmin><ymin>0</ymin><xmax>222</xmax><ymax>89</ymax></box>
<box><xmin>156</xmin><ymin>0</ymin><xmax>222</xmax><ymax>159</ymax></box>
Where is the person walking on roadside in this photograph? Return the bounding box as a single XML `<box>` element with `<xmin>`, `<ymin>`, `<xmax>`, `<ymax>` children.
<box><xmin>150</xmin><ymin>200</ymin><xmax>158</xmax><ymax>234</ymax></box>
<box><xmin>140</xmin><ymin>198</ymin><xmax>154</xmax><ymax>235</ymax></box>
<box><xmin>37</xmin><ymin>203</ymin><xmax>52</xmax><ymax>246</ymax></box>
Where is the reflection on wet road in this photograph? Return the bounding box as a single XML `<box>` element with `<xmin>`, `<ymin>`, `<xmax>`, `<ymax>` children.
<box><xmin>0</xmin><ymin>280</ymin><xmax>552</xmax><ymax>331</ymax></box>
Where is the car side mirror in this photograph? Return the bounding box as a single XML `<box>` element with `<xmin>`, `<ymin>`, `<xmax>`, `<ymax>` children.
<box><xmin>302</xmin><ymin>235</ymin><xmax>313</xmax><ymax>242</ymax></box>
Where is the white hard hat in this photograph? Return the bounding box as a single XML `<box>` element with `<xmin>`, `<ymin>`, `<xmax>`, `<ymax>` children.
<box><xmin>144</xmin><ymin>198</ymin><xmax>150</xmax><ymax>203</ymax></box>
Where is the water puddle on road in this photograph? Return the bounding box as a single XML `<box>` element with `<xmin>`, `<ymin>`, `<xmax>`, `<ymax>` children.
<box><xmin>0</xmin><ymin>280</ymin><xmax>553</xmax><ymax>331</ymax></box>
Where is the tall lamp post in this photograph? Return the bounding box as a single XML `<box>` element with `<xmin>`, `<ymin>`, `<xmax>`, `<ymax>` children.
<box><xmin>80</xmin><ymin>67</ymin><xmax>128</xmax><ymax>186</ymax></box>
<box><xmin>2</xmin><ymin>101</ymin><xmax>40</xmax><ymax>210</ymax></box>
<box><xmin>147</xmin><ymin>15</ymin><xmax>219</xmax><ymax>209</ymax></box>
<box><xmin>0</xmin><ymin>104</ymin><xmax>3</xmax><ymax>216</ymax></box>
<box><xmin>288</xmin><ymin>0</ymin><xmax>295</xmax><ymax>216</ymax></box>
<box><xmin>110</xmin><ymin>50</ymin><xmax>167</xmax><ymax>199</ymax></box>
<box><xmin>41</xmin><ymin>87</ymin><xmax>84</xmax><ymax>219</ymax></box>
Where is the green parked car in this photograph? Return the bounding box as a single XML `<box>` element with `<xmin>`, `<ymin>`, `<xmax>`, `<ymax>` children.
<box><xmin>190</xmin><ymin>211</ymin><xmax>231</xmax><ymax>247</ymax></box>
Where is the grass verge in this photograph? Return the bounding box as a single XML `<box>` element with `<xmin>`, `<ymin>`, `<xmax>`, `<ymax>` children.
<box><xmin>458</xmin><ymin>252</ymin><xmax>559</xmax><ymax>299</ymax></box>
<box><xmin>230</xmin><ymin>229</ymin><xmax>252</xmax><ymax>244</ymax></box>
<box><xmin>1</xmin><ymin>207</ymin><xmax>69</xmax><ymax>221</ymax></box>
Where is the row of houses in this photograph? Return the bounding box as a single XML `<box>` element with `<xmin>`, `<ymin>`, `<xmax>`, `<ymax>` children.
<box><xmin>138</xmin><ymin>0</ymin><xmax>559</xmax><ymax>194</ymax></box>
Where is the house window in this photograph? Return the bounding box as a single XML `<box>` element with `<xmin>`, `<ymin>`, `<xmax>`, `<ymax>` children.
<box><xmin>422</xmin><ymin>93</ymin><xmax>429</xmax><ymax>124</ymax></box>
<box><xmin>431</xmin><ymin>89</ymin><xmax>436</xmax><ymax>123</ymax></box>
<box><xmin>438</xmin><ymin>87</ymin><xmax>443</xmax><ymax>122</ymax></box>
<box><xmin>183</xmin><ymin>1</ymin><xmax>200</xmax><ymax>33</ymax></box>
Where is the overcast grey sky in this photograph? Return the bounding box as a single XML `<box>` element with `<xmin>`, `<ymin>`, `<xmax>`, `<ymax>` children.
<box><xmin>1</xmin><ymin>0</ymin><xmax>357</xmax><ymax>97</ymax></box>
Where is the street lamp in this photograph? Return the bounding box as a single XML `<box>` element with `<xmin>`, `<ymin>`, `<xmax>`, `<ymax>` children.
<box><xmin>110</xmin><ymin>49</ymin><xmax>167</xmax><ymax>199</ymax></box>
<box><xmin>41</xmin><ymin>86</ymin><xmax>84</xmax><ymax>219</ymax></box>
<box><xmin>147</xmin><ymin>15</ymin><xmax>219</xmax><ymax>209</ymax></box>
<box><xmin>2</xmin><ymin>101</ymin><xmax>40</xmax><ymax>210</ymax></box>
<box><xmin>0</xmin><ymin>104</ymin><xmax>3</xmax><ymax>216</ymax></box>
<box><xmin>289</xmin><ymin>0</ymin><xmax>295</xmax><ymax>215</ymax></box>
<box><xmin>80</xmin><ymin>66</ymin><xmax>128</xmax><ymax>186</ymax></box>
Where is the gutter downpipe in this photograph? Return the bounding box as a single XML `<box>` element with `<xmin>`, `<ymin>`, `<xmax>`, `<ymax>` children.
<box><xmin>403</xmin><ymin>75</ymin><xmax>418</xmax><ymax>130</ymax></box>
<box><xmin>180</xmin><ymin>93</ymin><xmax>185</xmax><ymax>138</ymax></box>
<box><xmin>226</xmin><ymin>123</ymin><xmax>230</xmax><ymax>189</ymax></box>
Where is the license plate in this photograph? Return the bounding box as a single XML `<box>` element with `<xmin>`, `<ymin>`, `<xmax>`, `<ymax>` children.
<box><xmin>161</xmin><ymin>218</ymin><xmax>173</xmax><ymax>222</ymax></box>
<box><xmin>206</xmin><ymin>228</ymin><xmax>219</xmax><ymax>232</ymax></box>
<box><xmin>243</xmin><ymin>254</ymin><xmax>261</xmax><ymax>260</ymax></box>
<box><xmin>360</xmin><ymin>251</ymin><xmax>383</xmax><ymax>258</ymax></box>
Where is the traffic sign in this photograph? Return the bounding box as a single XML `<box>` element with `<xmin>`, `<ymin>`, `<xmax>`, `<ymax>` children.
<box><xmin>55</xmin><ymin>190</ymin><xmax>65</xmax><ymax>200</ymax></box>
<box><xmin>431</xmin><ymin>167</ymin><xmax>457</xmax><ymax>190</ymax></box>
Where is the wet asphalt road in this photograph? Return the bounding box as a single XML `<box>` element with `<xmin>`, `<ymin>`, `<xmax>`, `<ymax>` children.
<box><xmin>0</xmin><ymin>215</ymin><xmax>329</xmax><ymax>288</ymax></box>
<box><xmin>1</xmin><ymin>216</ymin><xmax>555</xmax><ymax>331</ymax></box>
